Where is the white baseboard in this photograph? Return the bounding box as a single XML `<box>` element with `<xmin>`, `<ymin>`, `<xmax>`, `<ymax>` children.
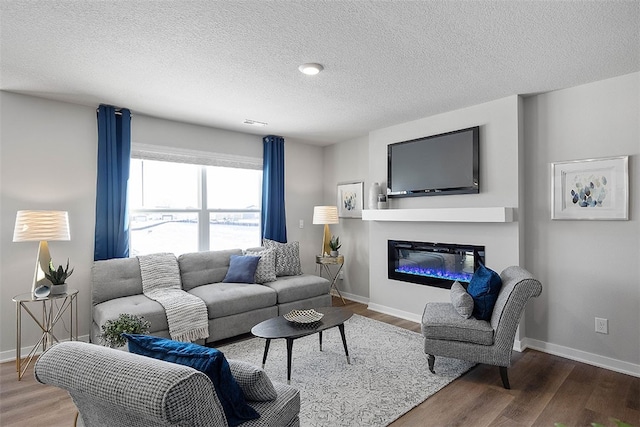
<box><xmin>338</xmin><ymin>291</ymin><xmax>369</xmax><ymax>305</ymax></box>
<box><xmin>0</xmin><ymin>334</ymin><xmax>90</xmax><ymax>364</ymax></box>
<box><xmin>367</xmin><ymin>303</ymin><xmax>422</xmax><ymax>324</ymax></box>
<box><xmin>524</xmin><ymin>338</ymin><xmax>640</xmax><ymax>378</ymax></box>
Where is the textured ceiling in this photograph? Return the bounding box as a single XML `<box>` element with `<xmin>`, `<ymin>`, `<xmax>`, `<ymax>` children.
<box><xmin>1</xmin><ymin>1</ymin><xmax>638</xmax><ymax>145</ymax></box>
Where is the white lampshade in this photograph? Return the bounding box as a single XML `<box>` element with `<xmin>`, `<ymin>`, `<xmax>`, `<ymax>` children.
<box><xmin>13</xmin><ymin>210</ymin><xmax>71</xmax><ymax>296</ymax></box>
<box><xmin>13</xmin><ymin>210</ymin><xmax>70</xmax><ymax>242</ymax></box>
<box><xmin>312</xmin><ymin>206</ymin><xmax>339</xmax><ymax>225</ymax></box>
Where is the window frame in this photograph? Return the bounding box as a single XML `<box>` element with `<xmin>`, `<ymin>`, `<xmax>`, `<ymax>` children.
<box><xmin>129</xmin><ymin>144</ymin><xmax>262</xmax><ymax>254</ymax></box>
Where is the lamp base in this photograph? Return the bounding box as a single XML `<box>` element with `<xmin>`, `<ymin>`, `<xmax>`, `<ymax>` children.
<box><xmin>321</xmin><ymin>224</ymin><xmax>332</xmax><ymax>256</ymax></box>
<box><xmin>32</xmin><ymin>241</ymin><xmax>52</xmax><ymax>296</ymax></box>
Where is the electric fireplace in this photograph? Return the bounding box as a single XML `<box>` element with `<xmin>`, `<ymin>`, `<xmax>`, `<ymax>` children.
<box><xmin>388</xmin><ymin>240</ymin><xmax>485</xmax><ymax>289</ymax></box>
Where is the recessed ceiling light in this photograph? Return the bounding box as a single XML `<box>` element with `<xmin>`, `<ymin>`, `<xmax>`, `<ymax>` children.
<box><xmin>298</xmin><ymin>63</ymin><xmax>324</xmax><ymax>75</ymax></box>
<box><xmin>243</xmin><ymin>119</ymin><xmax>267</xmax><ymax>127</ymax></box>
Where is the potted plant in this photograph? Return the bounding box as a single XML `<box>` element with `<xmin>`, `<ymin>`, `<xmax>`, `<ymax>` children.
<box><xmin>45</xmin><ymin>258</ymin><xmax>74</xmax><ymax>295</ymax></box>
<box><xmin>329</xmin><ymin>235</ymin><xmax>342</xmax><ymax>257</ymax></box>
<box><xmin>101</xmin><ymin>313</ymin><xmax>151</xmax><ymax>348</ymax></box>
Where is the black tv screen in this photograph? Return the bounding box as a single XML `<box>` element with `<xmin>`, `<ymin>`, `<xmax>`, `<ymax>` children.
<box><xmin>387</xmin><ymin>126</ymin><xmax>479</xmax><ymax>198</ymax></box>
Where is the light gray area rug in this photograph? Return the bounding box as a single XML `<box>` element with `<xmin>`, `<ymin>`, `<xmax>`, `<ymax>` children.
<box><xmin>218</xmin><ymin>314</ymin><xmax>475</xmax><ymax>427</ymax></box>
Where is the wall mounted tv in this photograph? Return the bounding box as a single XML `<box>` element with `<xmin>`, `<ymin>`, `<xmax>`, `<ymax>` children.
<box><xmin>387</xmin><ymin>126</ymin><xmax>479</xmax><ymax>198</ymax></box>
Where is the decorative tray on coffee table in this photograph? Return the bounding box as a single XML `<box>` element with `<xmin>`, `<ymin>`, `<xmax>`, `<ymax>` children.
<box><xmin>284</xmin><ymin>309</ymin><xmax>324</xmax><ymax>324</ymax></box>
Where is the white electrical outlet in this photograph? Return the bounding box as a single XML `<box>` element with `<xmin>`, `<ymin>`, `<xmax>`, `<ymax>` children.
<box><xmin>299</xmin><ymin>219</ymin><xmax>304</xmax><ymax>229</ymax></box>
<box><xmin>338</xmin><ymin>271</ymin><xmax>345</xmax><ymax>280</ymax></box>
<box><xmin>595</xmin><ymin>317</ymin><xmax>608</xmax><ymax>334</ymax></box>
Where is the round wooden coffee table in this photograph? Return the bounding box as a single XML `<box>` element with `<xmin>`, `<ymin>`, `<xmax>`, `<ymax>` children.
<box><xmin>251</xmin><ymin>306</ymin><xmax>353</xmax><ymax>384</ymax></box>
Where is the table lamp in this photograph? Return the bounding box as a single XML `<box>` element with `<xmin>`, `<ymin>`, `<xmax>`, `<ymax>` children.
<box><xmin>13</xmin><ymin>210</ymin><xmax>71</xmax><ymax>295</ymax></box>
<box><xmin>312</xmin><ymin>206</ymin><xmax>339</xmax><ymax>256</ymax></box>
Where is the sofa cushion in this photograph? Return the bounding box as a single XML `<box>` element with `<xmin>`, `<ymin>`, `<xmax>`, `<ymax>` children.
<box><xmin>228</xmin><ymin>359</ymin><xmax>277</xmax><ymax>402</ymax></box>
<box><xmin>93</xmin><ymin>294</ymin><xmax>169</xmax><ymax>337</ymax></box>
<box><xmin>467</xmin><ymin>264</ymin><xmax>503</xmax><ymax>321</ymax></box>
<box><xmin>223</xmin><ymin>255</ymin><xmax>261</xmax><ymax>284</ymax></box>
<box><xmin>450</xmin><ymin>281</ymin><xmax>474</xmax><ymax>319</ymax></box>
<box><xmin>245</xmin><ymin>248</ymin><xmax>277</xmax><ymax>284</ymax></box>
<box><xmin>189</xmin><ymin>282</ymin><xmax>277</xmax><ymax>318</ymax></box>
<box><xmin>263</xmin><ymin>239</ymin><xmax>302</xmax><ymax>276</ymax></box>
<box><xmin>92</xmin><ymin>257</ymin><xmax>143</xmax><ymax>305</ymax></box>
<box><xmin>421</xmin><ymin>302</ymin><xmax>494</xmax><ymax>345</ymax></box>
<box><xmin>178</xmin><ymin>249</ymin><xmax>243</xmax><ymax>291</ymax></box>
<box><xmin>125</xmin><ymin>334</ymin><xmax>259</xmax><ymax>427</ymax></box>
<box><xmin>264</xmin><ymin>274</ymin><xmax>331</xmax><ymax>304</ymax></box>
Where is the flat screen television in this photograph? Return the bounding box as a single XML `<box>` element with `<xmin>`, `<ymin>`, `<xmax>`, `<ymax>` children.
<box><xmin>387</xmin><ymin>126</ymin><xmax>479</xmax><ymax>198</ymax></box>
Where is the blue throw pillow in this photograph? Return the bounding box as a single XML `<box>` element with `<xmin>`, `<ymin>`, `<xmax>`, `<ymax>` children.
<box><xmin>223</xmin><ymin>255</ymin><xmax>261</xmax><ymax>284</ymax></box>
<box><xmin>466</xmin><ymin>264</ymin><xmax>503</xmax><ymax>321</ymax></box>
<box><xmin>124</xmin><ymin>334</ymin><xmax>259</xmax><ymax>427</ymax></box>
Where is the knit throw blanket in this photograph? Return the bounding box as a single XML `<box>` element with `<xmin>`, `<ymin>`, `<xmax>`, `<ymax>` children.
<box><xmin>138</xmin><ymin>253</ymin><xmax>209</xmax><ymax>342</ymax></box>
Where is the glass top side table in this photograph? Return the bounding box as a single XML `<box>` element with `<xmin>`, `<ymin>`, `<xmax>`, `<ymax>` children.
<box><xmin>12</xmin><ymin>288</ymin><xmax>79</xmax><ymax>380</ymax></box>
<box><xmin>315</xmin><ymin>255</ymin><xmax>345</xmax><ymax>304</ymax></box>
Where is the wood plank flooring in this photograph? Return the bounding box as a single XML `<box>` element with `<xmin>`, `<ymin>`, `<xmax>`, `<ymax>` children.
<box><xmin>1</xmin><ymin>297</ymin><xmax>638</xmax><ymax>426</ymax></box>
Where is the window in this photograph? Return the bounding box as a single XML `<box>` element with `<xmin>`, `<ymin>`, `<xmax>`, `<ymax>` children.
<box><xmin>129</xmin><ymin>151</ymin><xmax>262</xmax><ymax>256</ymax></box>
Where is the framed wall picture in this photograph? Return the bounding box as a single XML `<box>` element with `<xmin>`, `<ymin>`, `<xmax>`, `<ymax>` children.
<box><xmin>337</xmin><ymin>182</ymin><xmax>364</xmax><ymax>218</ymax></box>
<box><xmin>551</xmin><ymin>156</ymin><xmax>628</xmax><ymax>220</ymax></box>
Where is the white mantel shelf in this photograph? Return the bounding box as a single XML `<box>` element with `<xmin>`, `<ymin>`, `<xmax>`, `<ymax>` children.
<box><xmin>362</xmin><ymin>207</ymin><xmax>515</xmax><ymax>223</ymax></box>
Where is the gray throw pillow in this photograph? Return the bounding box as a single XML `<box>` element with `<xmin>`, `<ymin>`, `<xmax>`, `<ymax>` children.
<box><xmin>450</xmin><ymin>281</ymin><xmax>474</xmax><ymax>319</ymax></box>
<box><xmin>263</xmin><ymin>239</ymin><xmax>302</xmax><ymax>276</ymax></box>
<box><xmin>228</xmin><ymin>359</ymin><xmax>277</xmax><ymax>402</ymax></box>
<box><xmin>244</xmin><ymin>248</ymin><xmax>277</xmax><ymax>283</ymax></box>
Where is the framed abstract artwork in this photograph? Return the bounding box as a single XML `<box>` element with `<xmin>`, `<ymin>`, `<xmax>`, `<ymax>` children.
<box><xmin>551</xmin><ymin>156</ymin><xmax>628</xmax><ymax>220</ymax></box>
<box><xmin>337</xmin><ymin>182</ymin><xmax>363</xmax><ymax>218</ymax></box>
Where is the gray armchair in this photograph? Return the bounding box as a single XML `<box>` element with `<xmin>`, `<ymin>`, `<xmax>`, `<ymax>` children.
<box><xmin>421</xmin><ymin>266</ymin><xmax>542</xmax><ymax>389</ymax></box>
<box><xmin>34</xmin><ymin>341</ymin><xmax>300</xmax><ymax>427</ymax></box>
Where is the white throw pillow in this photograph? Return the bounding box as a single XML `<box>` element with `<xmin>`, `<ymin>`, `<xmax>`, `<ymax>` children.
<box><xmin>450</xmin><ymin>281</ymin><xmax>474</xmax><ymax>319</ymax></box>
<box><xmin>263</xmin><ymin>239</ymin><xmax>302</xmax><ymax>276</ymax></box>
<box><xmin>244</xmin><ymin>248</ymin><xmax>277</xmax><ymax>283</ymax></box>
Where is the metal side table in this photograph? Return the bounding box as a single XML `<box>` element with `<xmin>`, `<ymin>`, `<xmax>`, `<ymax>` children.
<box><xmin>316</xmin><ymin>255</ymin><xmax>345</xmax><ymax>304</ymax></box>
<box><xmin>13</xmin><ymin>288</ymin><xmax>78</xmax><ymax>380</ymax></box>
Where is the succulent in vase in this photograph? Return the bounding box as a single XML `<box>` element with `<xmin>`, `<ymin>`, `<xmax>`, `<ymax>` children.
<box><xmin>101</xmin><ymin>313</ymin><xmax>151</xmax><ymax>348</ymax></box>
<box><xmin>45</xmin><ymin>258</ymin><xmax>74</xmax><ymax>285</ymax></box>
<box><xmin>329</xmin><ymin>236</ymin><xmax>341</xmax><ymax>251</ymax></box>
<box><xmin>329</xmin><ymin>236</ymin><xmax>342</xmax><ymax>256</ymax></box>
<box><xmin>45</xmin><ymin>259</ymin><xmax>74</xmax><ymax>295</ymax></box>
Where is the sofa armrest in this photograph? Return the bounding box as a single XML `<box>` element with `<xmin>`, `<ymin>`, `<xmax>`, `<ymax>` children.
<box><xmin>228</xmin><ymin>359</ymin><xmax>277</xmax><ymax>401</ymax></box>
<box><xmin>35</xmin><ymin>342</ymin><xmax>227</xmax><ymax>426</ymax></box>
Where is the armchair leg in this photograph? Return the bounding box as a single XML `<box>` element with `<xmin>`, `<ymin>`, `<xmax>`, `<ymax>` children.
<box><xmin>427</xmin><ymin>354</ymin><xmax>435</xmax><ymax>374</ymax></box>
<box><xmin>499</xmin><ymin>366</ymin><xmax>510</xmax><ymax>389</ymax></box>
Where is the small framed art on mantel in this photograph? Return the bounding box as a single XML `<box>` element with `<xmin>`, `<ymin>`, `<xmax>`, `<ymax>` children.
<box><xmin>551</xmin><ymin>156</ymin><xmax>628</xmax><ymax>220</ymax></box>
<box><xmin>337</xmin><ymin>182</ymin><xmax>364</xmax><ymax>218</ymax></box>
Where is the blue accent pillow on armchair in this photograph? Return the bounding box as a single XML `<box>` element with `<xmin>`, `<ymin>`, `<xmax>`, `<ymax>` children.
<box><xmin>466</xmin><ymin>264</ymin><xmax>503</xmax><ymax>321</ymax></box>
<box><xmin>124</xmin><ymin>334</ymin><xmax>259</xmax><ymax>427</ymax></box>
<box><xmin>223</xmin><ymin>255</ymin><xmax>261</xmax><ymax>284</ymax></box>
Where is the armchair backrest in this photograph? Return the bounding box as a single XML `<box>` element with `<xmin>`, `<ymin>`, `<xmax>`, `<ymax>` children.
<box><xmin>35</xmin><ymin>341</ymin><xmax>228</xmax><ymax>427</ymax></box>
<box><xmin>490</xmin><ymin>266</ymin><xmax>543</xmax><ymax>353</ymax></box>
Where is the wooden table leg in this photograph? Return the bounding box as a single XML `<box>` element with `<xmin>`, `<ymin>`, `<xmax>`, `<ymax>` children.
<box><xmin>338</xmin><ymin>324</ymin><xmax>350</xmax><ymax>364</ymax></box>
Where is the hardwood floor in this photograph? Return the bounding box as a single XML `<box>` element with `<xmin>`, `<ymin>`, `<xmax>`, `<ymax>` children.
<box><xmin>1</xmin><ymin>298</ymin><xmax>638</xmax><ymax>426</ymax></box>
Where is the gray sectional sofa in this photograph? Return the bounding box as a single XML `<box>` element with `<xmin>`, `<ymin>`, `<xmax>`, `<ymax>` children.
<box><xmin>91</xmin><ymin>248</ymin><xmax>331</xmax><ymax>344</ymax></box>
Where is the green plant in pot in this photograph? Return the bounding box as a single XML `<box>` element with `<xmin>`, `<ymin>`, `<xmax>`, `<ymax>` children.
<box><xmin>101</xmin><ymin>313</ymin><xmax>151</xmax><ymax>348</ymax></box>
<box><xmin>45</xmin><ymin>258</ymin><xmax>74</xmax><ymax>296</ymax></box>
<box><xmin>329</xmin><ymin>235</ymin><xmax>342</xmax><ymax>257</ymax></box>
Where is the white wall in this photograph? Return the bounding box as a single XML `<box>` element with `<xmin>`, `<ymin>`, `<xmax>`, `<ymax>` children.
<box><xmin>1</xmin><ymin>92</ymin><xmax>97</xmax><ymax>358</ymax></box>
<box><xmin>0</xmin><ymin>92</ymin><xmax>325</xmax><ymax>359</ymax></box>
<box><xmin>367</xmin><ymin>96</ymin><xmax>523</xmax><ymax>322</ymax></box>
<box><xmin>523</xmin><ymin>72</ymin><xmax>640</xmax><ymax>373</ymax></box>
<box><xmin>323</xmin><ymin>136</ymin><xmax>370</xmax><ymax>301</ymax></box>
<box><xmin>282</xmin><ymin>138</ymin><xmax>325</xmax><ymax>275</ymax></box>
